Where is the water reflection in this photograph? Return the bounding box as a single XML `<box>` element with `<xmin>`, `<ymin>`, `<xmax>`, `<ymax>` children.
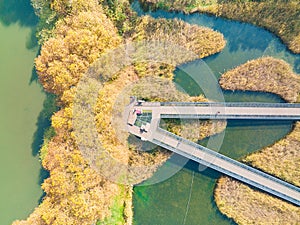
<box><xmin>132</xmin><ymin>1</ymin><xmax>300</xmax><ymax>74</ymax></box>
<box><xmin>212</xmin><ymin>18</ymin><xmax>271</xmax><ymax>52</ymax></box>
<box><xmin>294</xmin><ymin>58</ymin><xmax>300</xmax><ymax>73</ymax></box>
<box><xmin>132</xmin><ymin>2</ymin><xmax>298</xmax><ymax>224</ymax></box>
<box><xmin>0</xmin><ymin>0</ymin><xmax>38</xmax><ymax>49</ymax></box>
<box><xmin>0</xmin><ymin>0</ymin><xmax>37</xmax><ymax>26</ymax></box>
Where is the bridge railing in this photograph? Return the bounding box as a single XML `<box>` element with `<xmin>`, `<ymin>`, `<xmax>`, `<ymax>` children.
<box><xmin>159</xmin><ymin>102</ymin><xmax>300</xmax><ymax>108</ymax></box>
<box><xmin>151</xmin><ymin>135</ymin><xmax>300</xmax><ymax>206</ymax></box>
<box><xmin>160</xmin><ymin>114</ymin><xmax>300</xmax><ymax>120</ymax></box>
<box><xmin>155</xmin><ymin>128</ymin><xmax>300</xmax><ymax>193</ymax></box>
<box><xmin>134</xmin><ymin>101</ymin><xmax>161</xmax><ymax>107</ymax></box>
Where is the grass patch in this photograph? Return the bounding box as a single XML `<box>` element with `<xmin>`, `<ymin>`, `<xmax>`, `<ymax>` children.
<box><xmin>97</xmin><ymin>186</ymin><xmax>127</xmax><ymax>225</ymax></box>
<box><xmin>39</xmin><ymin>127</ymin><xmax>56</xmax><ymax>161</ymax></box>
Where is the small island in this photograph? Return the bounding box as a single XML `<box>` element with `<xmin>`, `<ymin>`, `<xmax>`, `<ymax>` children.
<box><xmin>215</xmin><ymin>56</ymin><xmax>300</xmax><ymax>224</ymax></box>
<box><xmin>139</xmin><ymin>0</ymin><xmax>300</xmax><ymax>54</ymax></box>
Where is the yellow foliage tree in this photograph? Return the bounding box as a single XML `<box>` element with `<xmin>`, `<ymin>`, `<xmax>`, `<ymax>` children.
<box><xmin>35</xmin><ymin>8</ymin><xmax>121</xmax><ymax>96</ymax></box>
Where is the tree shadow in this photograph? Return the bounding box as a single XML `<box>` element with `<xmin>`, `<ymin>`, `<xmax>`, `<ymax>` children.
<box><xmin>0</xmin><ymin>0</ymin><xmax>39</xmax><ymax>49</ymax></box>
<box><xmin>31</xmin><ymin>91</ymin><xmax>57</xmax><ymax>157</ymax></box>
<box><xmin>37</xmin><ymin>168</ymin><xmax>50</xmax><ymax>204</ymax></box>
<box><xmin>0</xmin><ymin>0</ymin><xmax>38</xmax><ymax>27</ymax></box>
<box><xmin>29</xmin><ymin>63</ymin><xmax>39</xmax><ymax>84</ymax></box>
<box><xmin>30</xmin><ymin>86</ymin><xmax>57</xmax><ymax>204</ymax></box>
<box><xmin>26</xmin><ymin>26</ymin><xmax>39</xmax><ymax>50</ymax></box>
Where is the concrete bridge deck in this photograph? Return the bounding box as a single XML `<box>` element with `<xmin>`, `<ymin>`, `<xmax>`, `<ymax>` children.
<box><xmin>126</xmin><ymin>100</ymin><xmax>300</xmax><ymax>206</ymax></box>
<box><xmin>132</xmin><ymin>101</ymin><xmax>300</xmax><ymax>120</ymax></box>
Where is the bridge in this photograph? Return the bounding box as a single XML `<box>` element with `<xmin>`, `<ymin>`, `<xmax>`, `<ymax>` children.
<box><xmin>126</xmin><ymin>100</ymin><xmax>300</xmax><ymax>206</ymax></box>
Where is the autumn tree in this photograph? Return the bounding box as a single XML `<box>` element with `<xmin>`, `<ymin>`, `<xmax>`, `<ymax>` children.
<box><xmin>35</xmin><ymin>7</ymin><xmax>121</xmax><ymax>96</ymax></box>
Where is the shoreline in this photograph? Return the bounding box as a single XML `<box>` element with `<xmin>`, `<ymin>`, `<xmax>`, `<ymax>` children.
<box><xmin>214</xmin><ymin>56</ymin><xmax>300</xmax><ymax>224</ymax></box>
<box><xmin>219</xmin><ymin>57</ymin><xmax>300</xmax><ymax>103</ymax></box>
<box><xmin>14</xmin><ymin>0</ymin><xmax>299</xmax><ymax>224</ymax></box>
<box><xmin>13</xmin><ymin>1</ymin><xmax>227</xmax><ymax>223</ymax></box>
<box><xmin>138</xmin><ymin>0</ymin><xmax>300</xmax><ymax>54</ymax></box>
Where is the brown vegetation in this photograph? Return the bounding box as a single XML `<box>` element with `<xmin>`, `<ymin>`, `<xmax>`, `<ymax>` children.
<box><xmin>93</xmin><ymin>63</ymin><xmax>226</xmax><ymax>183</ymax></box>
<box><xmin>212</xmin><ymin>0</ymin><xmax>300</xmax><ymax>54</ymax></box>
<box><xmin>12</xmin><ymin>112</ymin><xmax>120</xmax><ymax>225</ymax></box>
<box><xmin>215</xmin><ymin>177</ymin><xmax>300</xmax><ymax>225</ymax></box>
<box><xmin>94</xmin><ymin>68</ymin><xmax>172</xmax><ymax>182</ymax></box>
<box><xmin>163</xmin><ymin>118</ymin><xmax>226</xmax><ymax>142</ymax></box>
<box><xmin>219</xmin><ymin>57</ymin><xmax>300</xmax><ymax>103</ymax></box>
<box><xmin>244</xmin><ymin>122</ymin><xmax>300</xmax><ymax>187</ymax></box>
<box><xmin>15</xmin><ymin>0</ymin><xmax>228</xmax><ymax>223</ymax></box>
<box><xmin>132</xmin><ymin>15</ymin><xmax>226</xmax><ymax>58</ymax></box>
<box><xmin>139</xmin><ymin>0</ymin><xmax>300</xmax><ymax>53</ymax></box>
<box><xmin>14</xmin><ymin>1</ymin><xmax>126</xmax><ymax>224</ymax></box>
<box><xmin>131</xmin><ymin>75</ymin><xmax>187</xmax><ymax>101</ymax></box>
<box><xmin>214</xmin><ymin>57</ymin><xmax>300</xmax><ymax>224</ymax></box>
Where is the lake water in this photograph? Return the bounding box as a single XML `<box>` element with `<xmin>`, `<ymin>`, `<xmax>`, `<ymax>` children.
<box><xmin>0</xmin><ymin>1</ymin><xmax>46</xmax><ymax>224</ymax></box>
<box><xmin>1</xmin><ymin>1</ymin><xmax>298</xmax><ymax>224</ymax></box>
<box><xmin>132</xmin><ymin>2</ymin><xmax>298</xmax><ymax>225</ymax></box>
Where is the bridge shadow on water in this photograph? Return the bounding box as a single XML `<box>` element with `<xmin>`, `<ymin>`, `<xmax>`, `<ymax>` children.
<box><xmin>181</xmin><ymin>160</ymin><xmax>237</xmax><ymax>225</ymax></box>
<box><xmin>135</xmin><ymin>154</ymin><xmax>238</xmax><ymax>224</ymax></box>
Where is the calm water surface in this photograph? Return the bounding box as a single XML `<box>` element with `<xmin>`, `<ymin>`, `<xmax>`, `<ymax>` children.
<box><xmin>132</xmin><ymin>3</ymin><xmax>298</xmax><ymax>225</ymax></box>
<box><xmin>0</xmin><ymin>1</ymin><xmax>45</xmax><ymax>224</ymax></box>
<box><xmin>1</xmin><ymin>1</ymin><xmax>298</xmax><ymax>224</ymax></box>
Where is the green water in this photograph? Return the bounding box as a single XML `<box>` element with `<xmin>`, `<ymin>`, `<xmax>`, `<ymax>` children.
<box><xmin>0</xmin><ymin>1</ymin><xmax>298</xmax><ymax>224</ymax></box>
<box><xmin>0</xmin><ymin>2</ymin><xmax>46</xmax><ymax>224</ymax></box>
<box><xmin>132</xmin><ymin>3</ymin><xmax>298</xmax><ymax>225</ymax></box>
<box><xmin>133</xmin><ymin>117</ymin><xmax>292</xmax><ymax>225</ymax></box>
